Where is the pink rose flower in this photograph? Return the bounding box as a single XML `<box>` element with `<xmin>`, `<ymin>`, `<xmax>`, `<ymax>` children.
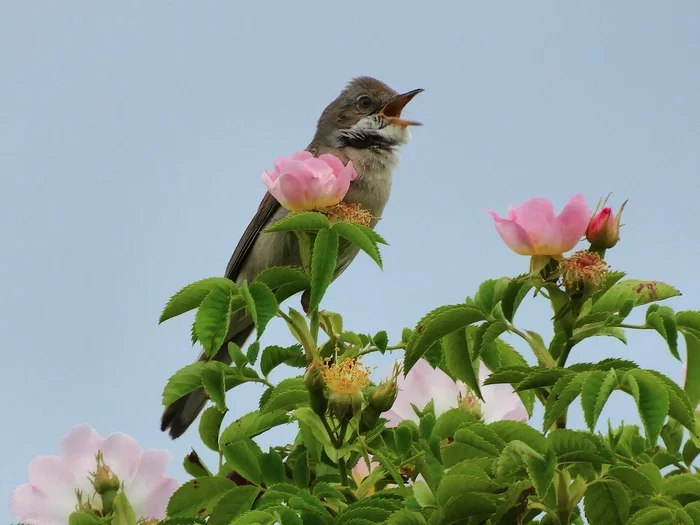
<box><xmin>381</xmin><ymin>359</ymin><xmax>528</xmax><ymax>426</ymax></box>
<box><xmin>261</xmin><ymin>151</ymin><xmax>357</xmax><ymax>212</ymax></box>
<box><xmin>10</xmin><ymin>424</ymin><xmax>178</xmax><ymax>525</ymax></box>
<box><xmin>487</xmin><ymin>194</ymin><xmax>591</xmax><ymax>256</ymax></box>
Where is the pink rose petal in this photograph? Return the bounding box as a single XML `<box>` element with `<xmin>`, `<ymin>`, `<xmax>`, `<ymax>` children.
<box><xmin>261</xmin><ymin>151</ymin><xmax>358</xmax><ymax>211</ymax></box>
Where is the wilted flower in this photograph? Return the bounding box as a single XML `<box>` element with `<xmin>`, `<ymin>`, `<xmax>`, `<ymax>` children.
<box><xmin>487</xmin><ymin>194</ymin><xmax>591</xmax><ymax>256</ymax></box>
<box><xmin>560</xmin><ymin>250</ymin><xmax>610</xmax><ymax>289</ymax></box>
<box><xmin>586</xmin><ymin>200</ymin><xmax>626</xmax><ymax>249</ymax></box>
<box><xmin>10</xmin><ymin>424</ymin><xmax>178</xmax><ymax>525</ymax></box>
<box><xmin>261</xmin><ymin>151</ymin><xmax>357</xmax><ymax>212</ymax></box>
<box><xmin>367</xmin><ymin>362</ymin><xmax>400</xmax><ymax>413</ymax></box>
<box><xmin>319</xmin><ymin>357</ymin><xmax>373</xmax><ymax>420</ymax></box>
<box><xmin>381</xmin><ymin>359</ymin><xmax>528</xmax><ymax>426</ymax></box>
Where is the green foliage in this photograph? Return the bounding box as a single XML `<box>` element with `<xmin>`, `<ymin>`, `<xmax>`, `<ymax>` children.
<box><xmin>157</xmin><ymin>216</ymin><xmax>700</xmax><ymax>525</ymax></box>
<box><xmin>309</xmin><ymin>228</ymin><xmax>339</xmax><ymax>311</ymax></box>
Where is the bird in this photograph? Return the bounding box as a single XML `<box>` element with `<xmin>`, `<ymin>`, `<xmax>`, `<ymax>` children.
<box><xmin>161</xmin><ymin>76</ymin><xmax>422</xmax><ymax>439</ymax></box>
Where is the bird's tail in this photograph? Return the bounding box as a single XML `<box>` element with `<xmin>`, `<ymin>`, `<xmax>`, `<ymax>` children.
<box><xmin>160</xmin><ymin>323</ymin><xmax>254</xmax><ymax>439</ymax></box>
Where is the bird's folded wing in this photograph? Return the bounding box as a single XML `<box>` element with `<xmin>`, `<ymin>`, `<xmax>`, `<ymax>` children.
<box><xmin>224</xmin><ymin>191</ymin><xmax>281</xmax><ymax>280</ymax></box>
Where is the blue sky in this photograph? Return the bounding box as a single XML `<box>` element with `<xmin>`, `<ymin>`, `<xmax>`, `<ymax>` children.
<box><xmin>2</xmin><ymin>1</ymin><xmax>699</xmax><ymax>520</ymax></box>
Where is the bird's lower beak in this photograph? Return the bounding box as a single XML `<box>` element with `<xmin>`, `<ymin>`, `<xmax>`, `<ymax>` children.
<box><xmin>379</xmin><ymin>88</ymin><xmax>423</xmax><ymax>127</ymax></box>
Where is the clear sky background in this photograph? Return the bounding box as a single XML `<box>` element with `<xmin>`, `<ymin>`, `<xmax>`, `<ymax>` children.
<box><xmin>2</xmin><ymin>1</ymin><xmax>699</xmax><ymax>521</ymax></box>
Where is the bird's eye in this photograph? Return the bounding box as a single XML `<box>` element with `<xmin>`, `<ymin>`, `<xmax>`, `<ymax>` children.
<box><xmin>356</xmin><ymin>95</ymin><xmax>373</xmax><ymax>110</ymax></box>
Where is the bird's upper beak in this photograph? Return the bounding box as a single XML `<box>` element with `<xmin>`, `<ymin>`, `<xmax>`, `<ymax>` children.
<box><xmin>379</xmin><ymin>88</ymin><xmax>423</xmax><ymax>127</ymax></box>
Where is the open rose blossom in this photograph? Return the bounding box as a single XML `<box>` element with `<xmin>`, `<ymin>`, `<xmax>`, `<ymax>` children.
<box><xmin>10</xmin><ymin>424</ymin><xmax>178</xmax><ymax>525</ymax></box>
<box><xmin>381</xmin><ymin>359</ymin><xmax>528</xmax><ymax>426</ymax></box>
<box><xmin>487</xmin><ymin>194</ymin><xmax>591</xmax><ymax>256</ymax></box>
<box><xmin>261</xmin><ymin>151</ymin><xmax>357</xmax><ymax>212</ymax></box>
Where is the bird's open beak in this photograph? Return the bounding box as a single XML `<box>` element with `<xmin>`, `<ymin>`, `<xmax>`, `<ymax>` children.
<box><xmin>379</xmin><ymin>88</ymin><xmax>423</xmax><ymax>127</ymax></box>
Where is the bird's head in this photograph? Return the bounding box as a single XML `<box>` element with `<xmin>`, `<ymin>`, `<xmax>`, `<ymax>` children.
<box><xmin>312</xmin><ymin>76</ymin><xmax>423</xmax><ymax>151</ymax></box>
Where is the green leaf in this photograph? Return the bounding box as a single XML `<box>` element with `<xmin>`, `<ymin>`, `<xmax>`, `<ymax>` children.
<box><xmin>111</xmin><ymin>492</ymin><xmax>137</xmax><ymax>525</ymax></box>
<box><xmin>248</xmin><ymin>282</ymin><xmax>279</xmax><ymax>339</ymax></box>
<box><xmin>516</xmin><ymin>368</ymin><xmax>571</xmax><ymax>391</ymax></box>
<box><xmin>259</xmin><ymin>448</ymin><xmax>285</xmax><ymax>486</ymax></box>
<box><xmin>183</xmin><ymin>449</ymin><xmax>211</xmax><ymax>478</ymax></box>
<box><xmin>394</xmin><ymin>426</ymin><xmax>413</xmax><ymax>455</ymax></box>
<box><xmin>264</xmin><ymin>211</ymin><xmax>330</xmax><ymax>233</ymax></box>
<box><xmin>386</xmin><ymin>510</ymin><xmax>428</xmax><ymax>525</ymax></box>
<box><xmin>209</xmin><ymin>486</ymin><xmax>260</xmax><ymax>525</ymax></box>
<box><xmin>647</xmin><ymin>307</ymin><xmax>680</xmax><ymax>360</ymax></box>
<box><xmin>627</xmin><ymin>507</ymin><xmax>675</xmax><ymax>525</ymax></box>
<box><xmin>581</xmin><ymin>369</ymin><xmax>618</xmax><ymax>430</ymax></box>
<box><xmin>68</xmin><ymin>512</ymin><xmax>109</xmax><ymax>525</ymax></box>
<box><xmin>309</xmin><ymin>228</ymin><xmax>339</xmax><ymax>312</ymax></box>
<box><xmin>606</xmin><ymin>465</ymin><xmax>656</xmax><ymax>495</ymax></box>
<box><xmin>353</xmin><ymin>223</ymin><xmax>388</xmax><ymax>245</ymax></box>
<box><xmin>623</xmin><ymin>369</ymin><xmax>670</xmax><ymax>446</ymax></box>
<box><xmin>663</xmin><ymin>473</ymin><xmax>700</xmax><ymax>497</ymax></box>
<box><xmin>195</xmin><ymin>287</ymin><xmax>237</xmax><ymax>358</ymax></box>
<box><xmin>413</xmin><ymin>480</ymin><xmax>437</xmax><ymax>508</ymax></box>
<box><xmin>373</xmin><ymin>330</ymin><xmax>389</xmax><ymax>352</ymax></box>
<box><xmin>228</xmin><ymin>342</ymin><xmax>248</xmax><ymax>368</ymax></box>
<box><xmin>261</xmin><ymin>377</ymin><xmax>309</xmax><ymax>413</ymax></box>
<box><xmin>292</xmin><ymin>449</ymin><xmax>310</xmax><ymax>488</ymax></box>
<box><xmin>201</xmin><ymin>366</ymin><xmax>227</xmax><ymax>412</ymax></box>
<box><xmin>548</xmin><ymin>429</ymin><xmax>612</xmax><ymax>463</ymax></box>
<box><xmin>475</xmin><ymin>321</ymin><xmax>507</xmax><ymax>359</ymax></box>
<box><xmin>592</xmin><ymin>279</ymin><xmax>681</xmax><ymax>314</ymax></box>
<box><xmin>680</xmin><ymin>328</ymin><xmax>700</xmax><ymax>407</ymax></box>
<box><xmin>572</xmin><ymin>324</ymin><xmax>627</xmax><ymax>345</ymax></box>
<box><xmin>160</xmin><ymin>277</ymin><xmax>236</xmax><ymax>323</ymax></box>
<box><xmin>647</xmin><ymin>370</ymin><xmax>696</xmax><ymax>432</ymax></box>
<box><xmin>219</xmin><ymin>410</ymin><xmax>290</xmax><ymax>446</ymax></box>
<box><xmin>489</xmin><ymin>420</ymin><xmax>547</xmax><ymax>454</ymax></box>
<box><xmin>404</xmin><ymin>305</ymin><xmax>486</xmax><ymax>374</ymax></box>
<box><xmin>199</xmin><ymin>407</ymin><xmax>225</xmax><ymax>452</ymax></box>
<box><xmin>222</xmin><ymin>441</ymin><xmax>262</xmax><ymax>485</ymax></box>
<box><xmin>524</xmin><ymin>449</ymin><xmax>556</xmax><ymax>498</ymax></box>
<box><xmin>260</xmin><ymin>345</ymin><xmax>305</xmax><ymax>377</ymax></box>
<box><xmin>229</xmin><ymin>510</ymin><xmax>276</xmax><ymax>525</ymax></box>
<box><xmin>162</xmin><ymin>362</ymin><xmax>254</xmax><ymax>406</ymax></box>
<box><xmin>501</xmin><ymin>277</ymin><xmax>532</xmax><ymax>322</ymax></box>
<box><xmin>543</xmin><ymin>373</ymin><xmax>587</xmax><ymax>431</ymax></box>
<box><xmin>255</xmin><ymin>266</ymin><xmax>310</xmax><ymax>303</ymax></box>
<box><xmin>584</xmin><ymin>479</ymin><xmax>630</xmax><ymax>525</ymax></box>
<box><xmin>331</xmin><ymin>221</ymin><xmax>382</xmax><ymax>268</ymax></box>
<box><xmin>167</xmin><ymin>476</ymin><xmax>236</xmax><ymax>517</ymax></box>
<box><xmin>246</xmin><ymin>341</ymin><xmax>260</xmax><ymax>365</ymax></box>
<box><xmin>442</xmin><ymin>328</ymin><xmax>482</xmax><ymax>400</ymax></box>
<box><xmin>453</xmin><ymin>426</ymin><xmax>502</xmax><ymax>457</ymax></box>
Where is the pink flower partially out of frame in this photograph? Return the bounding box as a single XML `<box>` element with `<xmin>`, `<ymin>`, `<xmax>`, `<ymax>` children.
<box><xmin>381</xmin><ymin>359</ymin><xmax>529</xmax><ymax>426</ymax></box>
<box><xmin>487</xmin><ymin>194</ymin><xmax>591</xmax><ymax>256</ymax></box>
<box><xmin>10</xmin><ymin>424</ymin><xmax>178</xmax><ymax>525</ymax></box>
<box><xmin>261</xmin><ymin>151</ymin><xmax>357</xmax><ymax>212</ymax></box>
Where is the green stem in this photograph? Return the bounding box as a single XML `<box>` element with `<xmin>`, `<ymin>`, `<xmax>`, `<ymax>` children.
<box><xmin>555</xmin><ymin>470</ymin><xmax>572</xmax><ymax>524</ymax></box>
<box><xmin>338</xmin><ymin>457</ymin><xmax>349</xmax><ymax>486</ymax></box>
<box><xmin>556</xmin><ymin>340</ymin><xmax>576</xmax><ymax>368</ymax></box>
<box><xmin>310</xmin><ymin>309</ymin><xmax>320</xmax><ymax>345</ymax></box>
<box><xmin>321</xmin><ymin>417</ymin><xmax>337</xmax><ymax>445</ymax></box>
<box><xmin>620</xmin><ymin>323</ymin><xmax>649</xmax><ymax>330</ymax></box>
<box><xmin>359</xmin><ymin>342</ymin><xmax>406</xmax><ymax>356</ymax></box>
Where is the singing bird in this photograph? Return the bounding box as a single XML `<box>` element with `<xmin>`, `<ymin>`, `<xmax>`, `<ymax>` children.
<box><xmin>161</xmin><ymin>76</ymin><xmax>422</xmax><ymax>438</ymax></box>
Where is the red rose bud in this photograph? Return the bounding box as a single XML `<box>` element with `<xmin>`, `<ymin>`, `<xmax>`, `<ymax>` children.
<box><xmin>586</xmin><ymin>202</ymin><xmax>625</xmax><ymax>249</ymax></box>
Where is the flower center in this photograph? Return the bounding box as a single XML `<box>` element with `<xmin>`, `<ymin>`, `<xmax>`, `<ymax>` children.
<box><xmin>319</xmin><ymin>357</ymin><xmax>372</xmax><ymax>396</ymax></box>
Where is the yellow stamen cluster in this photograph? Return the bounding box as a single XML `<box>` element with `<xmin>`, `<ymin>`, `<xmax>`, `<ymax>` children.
<box><xmin>560</xmin><ymin>250</ymin><xmax>610</xmax><ymax>288</ymax></box>
<box><xmin>324</xmin><ymin>203</ymin><xmax>375</xmax><ymax>227</ymax></box>
<box><xmin>319</xmin><ymin>357</ymin><xmax>373</xmax><ymax>396</ymax></box>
